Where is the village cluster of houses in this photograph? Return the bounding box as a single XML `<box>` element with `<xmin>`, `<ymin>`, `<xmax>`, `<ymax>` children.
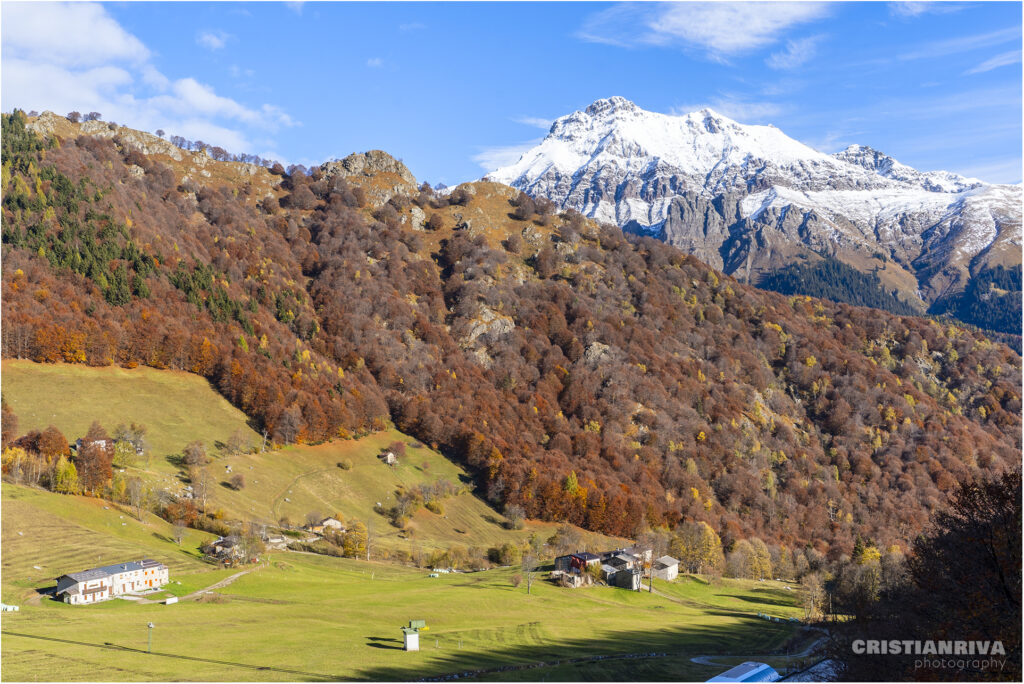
<box><xmin>552</xmin><ymin>545</ymin><xmax>680</xmax><ymax>590</ymax></box>
<box><xmin>55</xmin><ymin>559</ymin><xmax>169</xmax><ymax>605</ymax></box>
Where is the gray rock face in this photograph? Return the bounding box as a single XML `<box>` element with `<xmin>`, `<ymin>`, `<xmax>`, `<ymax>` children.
<box><xmin>487</xmin><ymin>97</ymin><xmax>1022</xmax><ymax>311</ymax></box>
<box><xmin>322</xmin><ymin>150</ymin><xmax>417</xmax><ymax>186</ymax></box>
<box><xmin>406</xmin><ymin>206</ymin><xmax>427</xmax><ymax>231</ymax></box>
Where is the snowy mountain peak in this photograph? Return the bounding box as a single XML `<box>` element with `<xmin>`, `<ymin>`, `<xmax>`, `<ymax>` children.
<box><xmin>484</xmin><ymin>97</ymin><xmax>1021</xmax><ymax>314</ymax></box>
<box><xmin>832</xmin><ymin>144</ymin><xmax>983</xmax><ymax>193</ymax></box>
<box><xmin>584</xmin><ymin>96</ymin><xmax>640</xmax><ymax>117</ymax></box>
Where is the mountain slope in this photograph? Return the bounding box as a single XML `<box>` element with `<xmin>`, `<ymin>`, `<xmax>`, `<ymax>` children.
<box><xmin>2</xmin><ymin>110</ymin><xmax>1021</xmax><ymax>558</ymax></box>
<box><xmin>486</xmin><ymin>97</ymin><xmax>1022</xmax><ymax>333</ymax></box>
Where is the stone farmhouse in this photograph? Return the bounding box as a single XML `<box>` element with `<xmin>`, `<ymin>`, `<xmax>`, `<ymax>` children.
<box><xmin>553</xmin><ymin>546</ymin><xmax>679</xmax><ymax>591</ymax></box>
<box><xmin>55</xmin><ymin>559</ymin><xmax>168</xmax><ymax>605</ymax></box>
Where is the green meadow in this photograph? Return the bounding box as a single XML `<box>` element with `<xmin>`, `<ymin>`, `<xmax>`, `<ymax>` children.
<box><xmin>1</xmin><ymin>484</ymin><xmax>806</xmax><ymax>682</ymax></box>
<box><xmin>1</xmin><ymin>359</ymin><xmax>260</xmax><ymax>467</ymax></box>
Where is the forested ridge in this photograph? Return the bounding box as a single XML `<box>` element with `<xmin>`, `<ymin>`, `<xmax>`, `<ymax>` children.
<box><xmin>2</xmin><ymin>111</ymin><xmax>1020</xmax><ymax>559</ymax></box>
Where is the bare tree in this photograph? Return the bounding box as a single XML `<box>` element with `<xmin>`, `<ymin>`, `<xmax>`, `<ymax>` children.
<box><xmin>190</xmin><ymin>466</ymin><xmax>210</xmax><ymax>511</ymax></box>
<box><xmin>183</xmin><ymin>440</ymin><xmax>207</xmax><ymax>466</ymax></box>
<box><xmin>522</xmin><ymin>551</ymin><xmax>539</xmax><ymax>595</ymax></box>
<box><xmin>127</xmin><ymin>477</ymin><xmax>145</xmax><ymax>520</ymax></box>
<box><xmin>226</xmin><ymin>428</ymin><xmax>249</xmax><ymax>456</ymax></box>
<box><xmin>273</xmin><ymin>406</ymin><xmax>302</xmax><ymax>444</ymax></box>
<box><xmin>504</xmin><ymin>503</ymin><xmax>526</xmax><ymax>530</ymax></box>
<box><xmin>173</xmin><ymin>522</ymin><xmax>186</xmax><ymax>546</ymax></box>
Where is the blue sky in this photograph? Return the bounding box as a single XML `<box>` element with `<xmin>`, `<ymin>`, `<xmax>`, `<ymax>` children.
<box><xmin>2</xmin><ymin>1</ymin><xmax>1021</xmax><ymax>184</ymax></box>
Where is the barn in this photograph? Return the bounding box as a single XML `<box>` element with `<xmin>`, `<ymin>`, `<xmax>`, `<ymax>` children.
<box><xmin>652</xmin><ymin>555</ymin><xmax>680</xmax><ymax>581</ymax></box>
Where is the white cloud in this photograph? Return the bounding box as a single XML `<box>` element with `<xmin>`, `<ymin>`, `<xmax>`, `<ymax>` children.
<box><xmin>399</xmin><ymin>22</ymin><xmax>426</xmax><ymax>32</ymax></box>
<box><xmin>366</xmin><ymin>57</ymin><xmax>383</xmax><ymax>68</ymax></box>
<box><xmin>965</xmin><ymin>50</ymin><xmax>1022</xmax><ymax>75</ymax></box>
<box><xmin>898</xmin><ymin>26</ymin><xmax>1020</xmax><ymax>61</ymax></box>
<box><xmin>672</xmin><ymin>97</ymin><xmax>783</xmax><ymax>123</ymax></box>
<box><xmin>285</xmin><ymin>2</ymin><xmax>305</xmax><ymax>15</ymax></box>
<box><xmin>767</xmin><ymin>35</ymin><xmax>824</xmax><ymax>70</ymax></box>
<box><xmin>889</xmin><ymin>2</ymin><xmax>964</xmax><ymax>18</ymax></box>
<box><xmin>578</xmin><ymin>2</ymin><xmax>830</xmax><ymax>59</ymax></box>
<box><xmin>229</xmin><ymin>65</ymin><xmax>256</xmax><ymax>80</ymax></box>
<box><xmin>803</xmin><ymin>129</ymin><xmax>864</xmax><ymax>154</ymax></box>
<box><xmin>513</xmin><ymin>116</ymin><xmax>553</xmax><ymax>130</ymax></box>
<box><xmin>197</xmin><ymin>31</ymin><xmax>230</xmax><ymax>51</ymax></box>
<box><xmin>1</xmin><ymin>2</ymin><xmax>296</xmax><ymax>157</ymax></box>
<box><xmin>1</xmin><ymin>1</ymin><xmax>148</xmax><ymax>67</ymax></box>
<box><xmin>473</xmin><ymin>140</ymin><xmax>542</xmax><ymax>172</ymax></box>
<box><xmin>954</xmin><ymin>157</ymin><xmax>1022</xmax><ymax>185</ymax></box>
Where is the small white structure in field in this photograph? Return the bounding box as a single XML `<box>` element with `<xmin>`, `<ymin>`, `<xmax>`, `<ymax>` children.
<box><xmin>164</xmin><ymin>596</ymin><xmax>178</xmax><ymax>605</ymax></box>
<box><xmin>403</xmin><ymin>628</ymin><xmax>419</xmax><ymax>651</ymax></box>
<box><xmin>1</xmin><ymin>604</ymin><xmax>19</xmax><ymax>612</ymax></box>
<box><xmin>403</xmin><ymin>620</ymin><xmax>426</xmax><ymax>651</ymax></box>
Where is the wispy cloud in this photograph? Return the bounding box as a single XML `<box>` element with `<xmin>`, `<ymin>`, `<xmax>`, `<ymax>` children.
<box><xmin>197</xmin><ymin>31</ymin><xmax>230</xmax><ymax>51</ymax></box>
<box><xmin>366</xmin><ymin>57</ymin><xmax>383</xmax><ymax>68</ymax></box>
<box><xmin>229</xmin><ymin>64</ymin><xmax>256</xmax><ymax>80</ymax></box>
<box><xmin>1</xmin><ymin>2</ymin><xmax>295</xmax><ymax>157</ymax></box>
<box><xmin>877</xmin><ymin>85</ymin><xmax>1021</xmax><ymax>120</ymax></box>
<box><xmin>955</xmin><ymin>157</ymin><xmax>1022</xmax><ymax>184</ymax></box>
<box><xmin>803</xmin><ymin>129</ymin><xmax>866</xmax><ymax>154</ymax></box>
<box><xmin>473</xmin><ymin>139</ymin><xmax>541</xmax><ymax>172</ymax></box>
<box><xmin>898</xmin><ymin>26</ymin><xmax>1020</xmax><ymax>61</ymax></box>
<box><xmin>399</xmin><ymin>22</ymin><xmax>426</xmax><ymax>32</ymax></box>
<box><xmin>965</xmin><ymin>49</ymin><xmax>1022</xmax><ymax>75</ymax></box>
<box><xmin>889</xmin><ymin>2</ymin><xmax>964</xmax><ymax>18</ymax></box>
<box><xmin>578</xmin><ymin>2</ymin><xmax>831</xmax><ymax>60</ymax></box>
<box><xmin>767</xmin><ymin>35</ymin><xmax>824</xmax><ymax>70</ymax></box>
<box><xmin>285</xmin><ymin>2</ymin><xmax>305</xmax><ymax>15</ymax></box>
<box><xmin>672</xmin><ymin>97</ymin><xmax>784</xmax><ymax>123</ymax></box>
<box><xmin>512</xmin><ymin>116</ymin><xmax>553</xmax><ymax>130</ymax></box>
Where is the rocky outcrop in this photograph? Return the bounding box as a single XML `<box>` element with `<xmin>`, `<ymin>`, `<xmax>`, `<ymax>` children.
<box><xmin>322</xmin><ymin>150</ymin><xmax>416</xmax><ymax>185</ymax></box>
<box><xmin>320</xmin><ymin>150</ymin><xmax>417</xmax><ymax>206</ymax></box>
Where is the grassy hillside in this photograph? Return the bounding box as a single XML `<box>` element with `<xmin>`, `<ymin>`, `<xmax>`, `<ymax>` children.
<box><xmin>1</xmin><ymin>485</ymin><xmax>808</xmax><ymax>682</ymax></box>
<box><xmin>207</xmin><ymin>431</ymin><xmax>621</xmax><ymax>553</ymax></box>
<box><xmin>2</xmin><ymin>359</ymin><xmax>260</xmax><ymax>463</ymax></box>
<box><xmin>1</xmin><ymin>361</ymin><xmax>623</xmax><ymax>555</ymax></box>
<box><xmin>1</xmin><ymin>484</ymin><xmax>217</xmax><ymax>607</ymax></box>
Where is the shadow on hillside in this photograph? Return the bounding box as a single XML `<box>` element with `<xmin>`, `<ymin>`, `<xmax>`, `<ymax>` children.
<box><xmin>724</xmin><ymin>593</ymin><xmax>795</xmax><ymax>609</ymax></box>
<box><xmin>165</xmin><ymin>453</ymin><xmax>186</xmax><ymax>469</ymax></box>
<box><xmin>352</xmin><ymin>612</ymin><xmax>798</xmax><ymax>681</ymax></box>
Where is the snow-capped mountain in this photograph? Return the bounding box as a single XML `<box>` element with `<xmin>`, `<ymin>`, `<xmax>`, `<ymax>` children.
<box><xmin>487</xmin><ymin>96</ymin><xmax>1021</xmax><ymax>314</ymax></box>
